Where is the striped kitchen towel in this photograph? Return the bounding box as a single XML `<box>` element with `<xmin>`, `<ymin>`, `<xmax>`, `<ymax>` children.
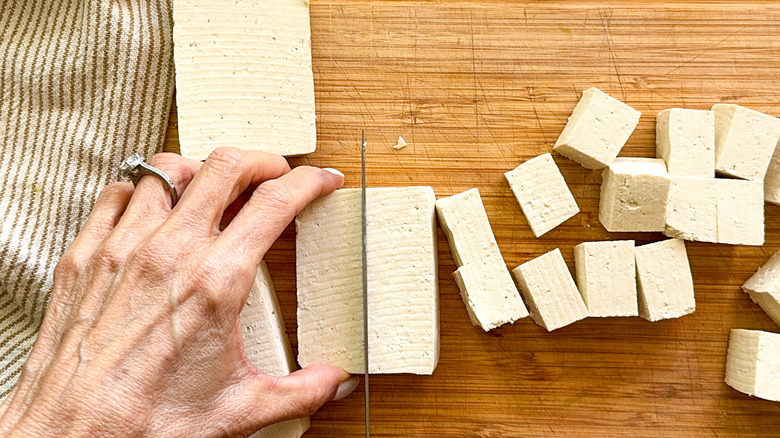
<box><xmin>0</xmin><ymin>0</ymin><xmax>174</xmax><ymax>400</ymax></box>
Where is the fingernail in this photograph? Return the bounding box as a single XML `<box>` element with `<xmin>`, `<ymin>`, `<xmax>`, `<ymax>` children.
<box><xmin>332</xmin><ymin>376</ymin><xmax>359</xmax><ymax>401</ymax></box>
<box><xmin>323</xmin><ymin>168</ymin><xmax>345</xmax><ymax>178</ymax></box>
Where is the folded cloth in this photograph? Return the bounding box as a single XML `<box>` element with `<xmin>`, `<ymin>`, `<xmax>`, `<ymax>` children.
<box><xmin>0</xmin><ymin>0</ymin><xmax>174</xmax><ymax>400</ymax></box>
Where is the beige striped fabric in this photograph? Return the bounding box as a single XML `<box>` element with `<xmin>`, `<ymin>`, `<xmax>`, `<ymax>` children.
<box><xmin>0</xmin><ymin>0</ymin><xmax>175</xmax><ymax>400</ymax></box>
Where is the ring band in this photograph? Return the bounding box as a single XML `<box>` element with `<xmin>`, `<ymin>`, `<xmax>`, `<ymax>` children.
<box><xmin>120</xmin><ymin>153</ymin><xmax>178</xmax><ymax>206</ymax></box>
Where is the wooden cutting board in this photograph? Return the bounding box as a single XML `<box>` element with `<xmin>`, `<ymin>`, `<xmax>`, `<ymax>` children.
<box><xmin>164</xmin><ymin>1</ymin><xmax>780</xmax><ymax>436</ymax></box>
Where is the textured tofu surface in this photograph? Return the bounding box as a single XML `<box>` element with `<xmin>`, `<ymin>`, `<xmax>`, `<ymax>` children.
<box><xmin>573</xmin><ymin>240</ymin><xmax>638</xmax><ymax>317</ymax></box>
<box><xmin>656</xmin><ymin>108</ymin><xmax>715</xmax><ymax>177</ymax></box>
<box><xmin>173</xmin><ymin>0</ymin><xmax>316</xmax><ymax>159</ymax></box>
<box><xmin>713</xmin><ymin>104</ymin><xmax>780</xmax><ymax>181</ymax></box>
<box><xmin>765</xmin><ymin>140</ymin><xmax>780</xmax><ymax>205</ymax></box>
<box><xmin>297</xmin><ymin>187</ymin><xmax>439</xmax><ymax>374</ymax></box>
<box><xmin>511</xmin><ymin>248</ymin><xmax>588</xmax><ymax>331</ymax></box>
<box><xmin>716</xmin><ymin>178</ymin><xmax>764</xmax><ymax>245</ymax></box>
<box><xmin>553</xmin><ymin>88</ymin><xmax>641</xmax><ymax>169</ymax></box>
<box><xmin>725</xmin><ymin>329</ymin><xmax>780</xmax><ymax>402</ymax></box>
<box><xmin>435</xmin><ymin>188</ymin><xmax>500</xmax><ymax>266</ymax></box>
<box><xmin>241</xmin><ymin>262</ymin><xmax>309</xmax><ymax>438</ymax></box>
<box><xmin>634</xmin><ymin>239</ymin><xmax>695</xmax><ymax>321</ymax></box>
<box><xmin>742</xmin><ymin>249</ymin><xmax>780</xmax><ymax>328</ymax></box>
<box><xmin>599</xmin><ymin>158</ymin><xmax>671</xmax><ymax>232</ymax></box>
<box><xmin>504</xmin><ymin>153</ymin><xmax>579</xmax><ymax>237</ymax></box>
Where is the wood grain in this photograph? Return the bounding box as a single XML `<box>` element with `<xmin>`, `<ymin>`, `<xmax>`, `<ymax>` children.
<box><xmin>164</xmin><ymin>2</ymin><xmax>780</xmax><ymax>436</ymax></box>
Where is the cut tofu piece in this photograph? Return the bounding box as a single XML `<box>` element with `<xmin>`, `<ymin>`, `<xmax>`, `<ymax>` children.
<box><xmin>296</xmin><ymin>187</ymin><xmax>439</xmax><ymax>375</ymax></box>
<box><xmin>742</xmin><ymin>249</ymin><xmax>780</xmax><ymax>328</ymax></box>
<box><xmin>656</xmin><ymin>108</ymin><xmax>715</xmax><ymax>177</ymax></box>
<box><xmin>716</xmin><ymin>178</ymin><xmax>764</xmax><ymax>246</ymax></box>
<box><xmin>573</xmin><ymin>240</ymin><xmax>638</xmax><ymax>317</ymax></box>
<box><xmin>453</xmin><ymin>255</ymin><xmax>529</xmax><ymax>331</ymax></box>
<box><xmin>504</xmin><ymin>153</ymin><xmax>579</xmax><ymax>237</ymax></box>
<box><xmin>173</xmin><ymin>0</ymin><xmax>316</xmax><ymax>159</ymax></box>
<box><xmin>725</xmin><ymin>329</ymin><xmax>780</xmax><ymax>402</ymax></box>
<box><xmin>634</xmin><ymin>239</ymin><xmax>695</xmax><ymax>321</ymax></box>
<box><xmin>435</xmin><ymin>188</ymin><xmax>500</xmax><ymax>266</ymax></box>
<box><xmin>713</xmin><ymin>104</ymin><xmax>780</xmax><ymax>181</ymax></box>
<box><xmin>599</xmin><ymin>158</ymin><xmax>671</xmax><ymax>232</ymax></box>
<box><xmin>511</xmin><ymin>248</ymin><xmax>588</xmax><ymax>331</ymax></box>
<box><xmin>241</xmin><ymin>262</ymin><xmax>309</xmax><ymax>438</ymax></box>
<box><xmin>553</xmin><ymin>87</ymin><xmax>641</xmax><ymax>169</ymax></box>
<box><xmin>765</xmin><ymin>139</ymin><xmax>780</xmax><ymax>205</ymax></box>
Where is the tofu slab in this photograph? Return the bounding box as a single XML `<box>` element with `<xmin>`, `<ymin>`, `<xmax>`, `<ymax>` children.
<box><xmin>573</xmin><ymin>240</ymin><xmax>638</xmax><ymax>317</ymax></box>
<box><xmin>173</xmin><ymin>0</ymin><xmax>316</xmax><ymax>159</ymax></box>
<box><xmin>713</xmin><ymin>104</ymin><xmax>780</xmax><ymax>181</ymax></box>
<box><xmin>553</xmin><ymin>87</ymin><xmax>641</xmax><ymax>169</ymax></box>
<box><xmin>634</xmin><ymin>239</ymin><xmax>695</xmax><ymax>322</ymax></box>
<box><xmin>716</xmin><ymin>179</ymin><xmax>764</xmax><ymax>246</ymax></box>
<box><xmin>764</xmin><ymin>139</ymin><xmax>780</xmax><ymax>205</ymax></box>
<box><xmin>504</xmin><ymin>153</ymin><xmax>579</xmax><ymax>237</ymax></box>
<box><xmin>725</xmin><ymin>329</ymin><xmax>780</xmax><ymax>402</ymax></box>
<box><xmin>241</xmin><ymin>262</ymin><xmax>309</xmax><ymax>438</ymax></box>
<box><xmin>656</xmin><ymin>108</ymin><xmax>715</xmax><ymax>177</ymax></box>
<box><xmin>297</xmin><ymin>187</ymin><xmax>439</xmax><ymax>374</ymax></box>
<box><xmin>742</xmin><ymin>249</ymin><xmax>780</xmax><ymax>328</ymax></box>
<box><xmin>435</xmin><ymin>188</ymin><xmax>501</xmax><ymax>266</ymax></box>
<box><xmin>511</xmin><ymin>248</ymin><xmax>588</xmax><ymax>331</ymax></box>
<box><xmin>599</xmin><ymin>158</ymin><xmax>671</xmax><ymax>233</ymax></box>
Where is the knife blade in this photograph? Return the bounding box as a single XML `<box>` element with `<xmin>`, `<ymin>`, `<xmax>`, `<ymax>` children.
<box><xmin>360</xmin><ymin>129</ymin><xmax>370</xmax><ymax>438</ymax></box>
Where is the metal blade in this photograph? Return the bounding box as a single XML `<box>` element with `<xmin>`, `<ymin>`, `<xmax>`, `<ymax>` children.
<box><xmin>360</xmin><ymin>129</ymin><xmax>370</xmax><ymax>438</ymax></box>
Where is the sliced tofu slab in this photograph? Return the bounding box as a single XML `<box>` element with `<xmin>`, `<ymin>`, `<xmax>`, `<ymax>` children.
<box><xmin>511</xmin><ymin>248</ymin><xmax>588</xmax><ymax>331</ymax></box>
<box><xmin>599</xmin><ymin>158</ymin><xmax>671</xmax><ymax>233</ymax></box>
<box><xmin>764</xmin><ymin>140</ymin><xmax>780</xmax><ymax>205</ymax></box>
<box><xmin>435</xmin><ymin>188</ymin><xmax>501</xmax><ymax>266</ymax></box>
<box><xmin>173</xmin><ymin>0</ymin><xmax>316</xmax><ymax>159</ymax></box>
<box><xmin>241</xmin><ymin>262</ymin><xmax>309</xmax><ymax>438</ymax></box>
<box><xmin>742</xmin><ymin>249</ymin><xmax>780</xmax><ymax>328</ymax></box>
<box><xmin>725</xmin><ymin>329</ymin><xmax>780</xmax><ymax>402</ymax></box>
<box><xmin>296</xmin><ymin>187</ymin><xmax>439</xmax><ymax>375</ymax></box>
<box><xmin>504</xmin><ymin>153</ymin><xmax>579</xmax><ymax>237</ymax></box>
<box><xmin>634</xmin><ymin>239</ymin><xmax>695</xmax><ymax>322</ymax></box>
<box><xmin>574</xmin><ymin>240</ymin><xmax>638</xmax><ymax>317</ymax></box>
<box><xmin>656</xmin><ymin>108</ymin><xmax>715</xmax><ymax>177</ymax></box>
<box><xmin>713</xmin><ymin>104</ymin><xmax>780</xmax><ymax>181</ymax></box>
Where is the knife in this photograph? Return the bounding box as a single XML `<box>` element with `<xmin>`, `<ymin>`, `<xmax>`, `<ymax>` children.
<box><xmin>360</xmin><ymin>129</ymin><xmax>370</xmax><ymax>438</ymax></box>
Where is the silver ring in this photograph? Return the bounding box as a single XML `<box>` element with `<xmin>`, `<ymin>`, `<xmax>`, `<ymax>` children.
<box><xmin>120</xmin><ymin>153</ymin><xmax>178</xmax><ymax>206</ymax></box>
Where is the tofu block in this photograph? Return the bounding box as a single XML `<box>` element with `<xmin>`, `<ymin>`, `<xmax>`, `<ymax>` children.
<box><xmin>435</xmin><ymin>188</ymin><xmax>500</xmax><ymax>266</ymax></box>
<box><xmin>656</xmin><ymin>108</ymin><xmax>715</xmax><ymax>177</ymax></box>
<box><xmin>634</xmin><ymin>239</ymin><xmax>695</xmax><ymax>321</ymax></box>
<box><xmin>296</xmin><ymin>187</ymin><xmax>439</xmax><ymax>374</ymax></box>
<box><xmin>716</xmin><ymin>179</ymin><xmax>764</xmax><ymax>246</ymax></box>
<box><xmin>553</xmin><ymin>88</ymin><xmax>641</xmax><ymax>169</ymax></box>
<box><xmin>599</xmin><ymin>158</ymin><xmax>671</xmax><ymax>232</ymax></box>
<box><xmin>504</xmin><ymin>153</ymin><xmax>579</xmax><ymax>237</ymax></box>
<box><xmin>453</xmin><ymin>255</ymin><xmax>529</xmax><ymax>331</ymax></box>
<box><xmin>573</xmin><ymin>240</ymin><xmax>638</xmax><ymax>317</ymax></box>
<box><xmin>173</xmin><ymin>0</ymin><xmax>316</xmax><ymax>159</ymax></box>
<box><xmin>241</xmin><ymin>262</ymin><xmax>309</xmax><ymax>438</ymax></box>
<box><xmin>511</xmin><ymin>249</ymin><xmax>588</xmax><ymax>331</ymax></box>
<box><xmin>725</xmin><ymin>329</ymin><xmax>780</xmax><ymax>402</ymax></box>
<box><xmin>742</xmin><ymin>249</ymin><xmax>780</xmax><ymax>328</ymax></box>
<box><xmin>763</xmin><ymin>139</ymin><xmax>780</xmax><ymax>205</ymax></box>
<box><xmin>713</xmin><ymin>104</ymin><xmax>780</xmax><ymax>180</ymax></box>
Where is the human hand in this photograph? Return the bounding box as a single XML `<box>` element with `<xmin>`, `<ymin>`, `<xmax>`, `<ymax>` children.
<box><xmin>0</xmin><ymin>148</ymin><xmax>356</xmax><ymax>437</ymax></box>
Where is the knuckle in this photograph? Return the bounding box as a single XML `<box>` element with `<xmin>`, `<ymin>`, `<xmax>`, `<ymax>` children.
<box><xmin>53</xmin><ymin>250</ymin><xmax>87</xmax><ymax>280</ymax></box>
<box><xmin>253</xmin><ymin>180</ymin><xmax>296</xmax><ymax>215</ymax></box>
<box><xmin>206</xmin><ymin>147</ymin><xmax>246</xmax><ymax>174</ymax></box>
<box><xmin>147</xmin><ymin>152</ymin><xmax>185</xmax><ymax>173</ymax></box>
<box><xmin>90</xmin><ymin>242</ymin><xmax>128</xmax><ymax>273</ymax></box>
<box><xmin>97</xmin><ymin>182</ymin><xmax>133</xmax><ymax>203</ymax></box>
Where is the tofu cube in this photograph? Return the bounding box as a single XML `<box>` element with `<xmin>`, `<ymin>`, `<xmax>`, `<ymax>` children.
<box><xmin>511</xmin><ymin>248</ymin><xmax>588</xmax><ymax>331</ymax></box>
<box><xmin>725</xmin><ymin>329</ymin><xmax>780</xmax><ymax>402</ymax></box>
<box><xmin>656</xmin><ymin>108</ymin><xmax>715</xmax><ymax>177</ymax></box>
<box><xmin>296</xmin><ymin>187</ymin><xmax>439</xmax><ymax>375</ymax></box>
<box><xmin>763</xmin><ymin>139</ymin><xmax>780</xmax><ymax>205</ymax></box>
<box><xmin>504</xmin><ymin>153</ymin><xmax>579</xmax><ymax>237</ymax></box>
<box><xmin>599</xmin><ymin>158</ymin><xmax>671</xmax><ymax>232</ymax></box>
<box><xmin>716</xmin><ymin>179</ymin><xmax>764</xmax><ymax>246</ymax></box>
<box><xmin>435</xmin><ymin>188</ymin><xmax>501</xmax><ymax>266</ymax></box>
<box><xmin>453</xmin><ymin>255</ymin><xmax>529</xmax><ymax>331</ymax></box>
<box><xmin>713</xmin><ymin>104</ymin><xmax>780</xmax><ymax>181</ymax></box>
<box><xmin>573</xmin><ymin>240</ymin><xmax>638</xmax><ymax>317</ymax></box>
<box><xmin>742</xmin><ymin>249</ymin><xmax>780</xmax><ymax>328</ymax></box>
<box><xmin>634</xmin><ymin>239</ymin><xmax>695</xmax><ymax>321</ymax></box>
<box><xmin>553</xmin><ymin>87</ymin><xmax>641</xmax><ymax>169</ymax></box>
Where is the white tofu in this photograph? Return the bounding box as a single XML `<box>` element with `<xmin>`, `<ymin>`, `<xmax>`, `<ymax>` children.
<box><xmin>553</xmin><ymin>88</ymin><xmax>641</xmax><ymax>169</ymax></box>
<box><xmin>713</xmin><ymin>104</ymin><xmax>780</xmax><ymax>181</ymax></box>
<box><xmin>716</xmin><ymin>178</ymin><xmax>764</xmax><ymax>246</ymax></box>
<box><xmin>763</xmin><ymin>138</ymin><xmax>780</xmax><ymax>205</ymax></box>
<box><xmin>511</xmin><ymin>248</ymin><xmax>588</xmax><ymax>331</ymax></box>
<box><xmin>634</xmin><ymin>239</ymin><xmax>695</xmax><ymax>322</ymax></box>
<box><xmin>173</xmin><ymin>0</ymin><xmax>316</xmax><ymax>159</ymax></box>
<box><xmin>656</xmin><ymin>108</ymin><xmax>715</xmax><ymax>177</ymax></box>
<box><xmin>453</xmin><ymin>255</ymin><xmax>529</xmax><ymax>331</ymax></box>
<box><xmin>725</xmin><ymin>329</ymin><xmax>780</xmax><ymax>402</ymax></box>
<box><xmin>241</xmin><ymin>262</ymin><xmax>309</xmax><ymax>438</ymax></box>
<box><xmin>296</xmin><ymin>187</ymin><xmax>439</xmax><ymax>375</ymax></box>
<box><xmin>742</xmin><ymin>249</ymin><xmax>780</xmax><ymax>328</ymax></box>
<box><xmin>573</xmin><ymin>240</ymin><xmax>638</xmax><ymax>317</ymax></box>
<box><xmin>435</xmin><ymin>188</ymin><xmax>500</xmax><ymax>266</ymax></box>
<box><xmin>599</xmin><ymin>158</ymin><xmax>671</xmax><ymax>232</ymax></box>
<box><xmin>504</xmin><ymin>153</ymin><xmax>579</xmax><ymax>237</ymax></box>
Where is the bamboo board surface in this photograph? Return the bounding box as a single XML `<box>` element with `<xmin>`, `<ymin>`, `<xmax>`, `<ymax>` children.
<box><xmin>164</xmin><ymin>2</ymin><xmax>780</xmax><ymax>436</ymax></box>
